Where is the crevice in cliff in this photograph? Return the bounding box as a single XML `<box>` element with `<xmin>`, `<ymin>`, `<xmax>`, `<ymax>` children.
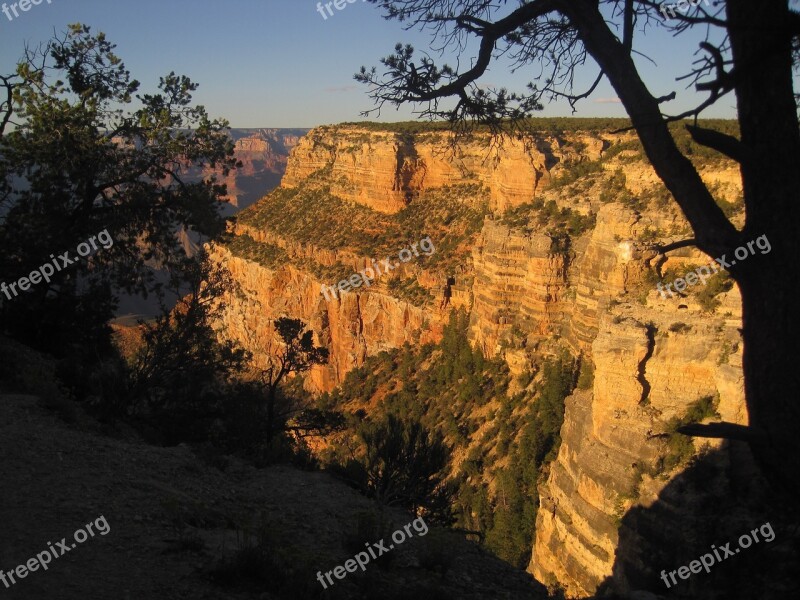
<box><xmin>547</xmin><ymin>233</ymin><xmax>573</xmax><ymax>280</ymax></box>
<box><xmin>395</xmin><ymin>133</ymin><xmax>421</xmax><ymax>204</ymax></box>
<box><xmin>354</xmin><ymin>293</ymin><xmax>365</xmax><ymax>341</ymax></box>
<box><xmin>637</xmin><ymin>322</ymin><xmax>657</xmax><ymax>405</ymax></box>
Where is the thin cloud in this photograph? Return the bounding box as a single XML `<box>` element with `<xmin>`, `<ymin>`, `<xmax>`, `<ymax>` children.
<box><xmin>593</xmin><ymin>97</ymin><xmax>622</xmax><ymax>104</ymax></box>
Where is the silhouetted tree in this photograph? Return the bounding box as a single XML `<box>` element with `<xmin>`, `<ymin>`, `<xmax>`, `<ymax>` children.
<box><xmin>128</xmin><ymin>252</ymin><xmax>249</xmax><ymax>438</ymax></box>
<box><xmin>258</xmin><ymin>317</ymin><xmax>329</xmax><ymax>443</ymax></box>
<box><xmin>0</xmin><ymin>24</ymin><xmax>237</xmax><ymax>356</ymax></box>
<box><xmin>358</xmin><ymin>0</ymin><xmax>800</xmax><ymax>497</ymax></box>
<box><xmin>357</xmin><ymin>414</ymin><xmax>456</xmax><ymax>524</ymax></box>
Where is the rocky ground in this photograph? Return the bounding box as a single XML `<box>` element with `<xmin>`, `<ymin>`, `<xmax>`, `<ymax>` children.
<box><xmin>0</xmin><ymin>393</ymin><xmax>547</xmax><ymax>599</ymax></box>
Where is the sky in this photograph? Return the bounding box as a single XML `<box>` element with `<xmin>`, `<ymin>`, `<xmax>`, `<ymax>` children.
<box><xmin>0</xmin><ymin>0</ymin><xmax>738</xmax><ymax>128</ymax></box>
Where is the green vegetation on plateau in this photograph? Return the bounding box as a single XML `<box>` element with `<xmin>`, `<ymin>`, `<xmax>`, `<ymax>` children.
<box><xmin>548</xmin><ymin>120</ymin><xmax>740</xmax><ymax>193</ymax></box>
<box><xmin>335</xmin><ymin>117</ymin><xmax>737</xmax><ymax>139</ymax></box>
<box><xmin>224</xmin><ymin>233</ymin><xmax>355</xmax><ymax>284</ymax></box>
<box><xmin>225</xmin><ymin>176</ymin><xmax>489</xmax><ymax>305</ymax></box>
<box><xmin>236</xmin><ymin>181</ymin><xmax>486</xmax><ymax>263</ymax></box>
<box><xmin>501</xmin><ymin>198</ymin><xmax>596</xmax><ymax>238</ymax></box>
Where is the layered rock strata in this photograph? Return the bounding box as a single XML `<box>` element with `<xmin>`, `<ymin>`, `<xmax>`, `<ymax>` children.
<box><xmin>282</xmin><ymin>127</ymin><xmax>606</xmax><ymax>213</ymax></box>
<box><xmin>211</xmin><ymin>123</ymin><xmax>748</xmax><ymax>596</ymax></box>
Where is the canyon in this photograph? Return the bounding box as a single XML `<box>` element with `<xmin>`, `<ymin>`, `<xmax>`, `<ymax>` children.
<box><xmin>222</xmin><ymin>128</ymin><xmax>309</xmax><ymax>210</ymax></box>
<box><xmin>209</xmin><ymin>121</ymin><xmax>754</xmax><ymax>597</ymax></box>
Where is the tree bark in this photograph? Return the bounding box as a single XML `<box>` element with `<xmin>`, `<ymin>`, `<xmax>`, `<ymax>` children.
<box><xmin>726</xmin><ymin>0</ymin><xmax>800</xmax><ymax>497</ymax></box>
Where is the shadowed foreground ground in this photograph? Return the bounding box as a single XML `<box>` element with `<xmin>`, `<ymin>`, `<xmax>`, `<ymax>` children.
<box><xmin>0</xmin><ymin>394</ymin><xmax>547</xmax><ymax>600</ymax></box>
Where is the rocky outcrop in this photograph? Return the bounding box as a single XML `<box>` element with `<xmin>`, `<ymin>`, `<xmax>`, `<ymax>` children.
<box><xmin>468</xmin><ymin>217</ymin><xmax>570</xmax><ymax>358</ymax></box>
<box><xmin>210</xmin><ymin>244</ymin><xmax>443</xmax><ymax>392</ymax></box>
<box><xmin>282</xmin><ymin>126</ymin><xmax>607</xmax><ymax>213</ymax></box>
<box><xmin>530</xmin><ymin>288</ymin><xmax>746</xmax><ymax>597</ymax></box>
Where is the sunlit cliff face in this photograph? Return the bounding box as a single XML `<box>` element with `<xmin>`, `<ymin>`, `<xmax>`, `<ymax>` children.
<box><xmin>210</xmin><ymin>123</ymin><xmax>746</xmax><ymax>596</ymax></box>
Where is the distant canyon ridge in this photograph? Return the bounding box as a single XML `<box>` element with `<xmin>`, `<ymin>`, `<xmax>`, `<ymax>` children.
<box><xmin>218</xmin><ymin>128</ymin><xmax>309</xmax><ymax>213</ymax></box>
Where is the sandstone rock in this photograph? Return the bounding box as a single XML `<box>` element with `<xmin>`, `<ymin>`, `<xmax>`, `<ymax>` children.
<box><xmin>209</xmin><ymin>244</ymin><xmax>444</xmax><ymax>392</ymax></box>
<box><xmin>530</xmin><ymin>298</ymin><xmax>745</xmax><ymax>597</ymax></box>
<box><xmin>282</xmin><ymin>126</ymin><xmax>613</xmax><ymax>214</ymax></box>
<box><xmin>210</xmin><ymin>124</ymin><xmax>748</xmax><ymax>598</ymax></box>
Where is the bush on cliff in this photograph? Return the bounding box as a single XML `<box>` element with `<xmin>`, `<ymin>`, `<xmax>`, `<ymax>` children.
<box><xmin>348</xmin><ymin>414</ymin><xmax>456</xmax><ymax>525</ymax></box>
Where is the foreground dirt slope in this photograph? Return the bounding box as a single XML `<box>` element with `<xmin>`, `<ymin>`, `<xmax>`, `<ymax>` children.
<box><xmin>0</xmin><ymin>394</ymin><xmax>546</xmax><ymax>600</ymax></box>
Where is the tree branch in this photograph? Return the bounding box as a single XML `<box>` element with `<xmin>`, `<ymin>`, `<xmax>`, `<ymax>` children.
<box><xmin>655</xmin><ymin>238</ymin><xmax>697</xmax><ymax>253</ymax></box>
<box><xmin>414</xmin><ymin>0</ymin><xmax>561</xmax><ymax>102</ymax></box>
<box><xmin>623</xmin><ymin>0</ymin><xmax>635</xmax><ymax>53</ymax></box>
<box><xmin>563</xmin><ymin>0</ymin><xmax>740</xmax><ymax>257</ymax></box>
<box><xmin>549</xmin><ymin>70</ymin><xmax>604</xmax><ymax>113</ymax></box>
<box><xmin>0</xmin><ymin>75</ymin><xmax>15</xmax><ymax>137</ymax></box>
<box><xmin>677</xmin><ymin>422</ymin><xmax>767</xmax><ymax>442</ymax></box>
<box><xmin>685</xmin><ymin>124</ymin><xmax>746</xmax><ymax>163</ymax></box>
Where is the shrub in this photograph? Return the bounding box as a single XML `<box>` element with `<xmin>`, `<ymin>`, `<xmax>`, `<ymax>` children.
<box><xmin>0</xmin><ymin>335</ymin><xmax>75</xmax><ymax>422</ymax></box>
<box><xmin>639</xmin><ymin>227</ymin><xmax>663</xmax><ymax>243</ymax></box>
<box><xmin>125</xmin><ymin>257</ymin><xmax>250</xmax><ymax>444</ymax></box>
<box><xmin>669</xmin><ymin>322</ymin><xmax>692</xmax><ymax>333</ymax></box>
<box><xmin>356</xmin><ymin>414</ymin><xmax>456</xmax><ymax>524</ymax></box>
<box><xmin>550</xmin><ymin>159</ymin><xmax>603</xmax><ymax>187</ymax></box>
<box><xmin>599</xmin><ymin>169</ymin><xmax>628</xmax><ymax>204</ymax></box>
<box><xmin>505</xmin><ymin>198</ymin><xmax>596</xmax><ymax>236</ymax></box>
<box><xmin>659</xmin><ymin>396</ymin><xmax>720</xmax><ymax>472</ymax></box>
<box><xmin>697</xmin><ymin>272</ymin><xmax>734</xmax><ymax>312</ymax></box>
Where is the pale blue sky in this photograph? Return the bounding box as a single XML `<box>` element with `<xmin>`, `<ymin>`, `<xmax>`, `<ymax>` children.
<box><xmin>0</xmin><ymin>0</ymin><xmax>738</xmax><ymax>127</ymax></box>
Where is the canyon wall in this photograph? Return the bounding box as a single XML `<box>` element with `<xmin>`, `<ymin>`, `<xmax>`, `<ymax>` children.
<box><xmin>211</xmin><ymin>123</ymin><xmax>748</xmax><ymax>596</ymax></box>
<box><xmin>210</xmin><ymin>243</ymin><xmax>443</xmax><ymax>392</ymax></box>
<box><xmin>281</xmin><ymin>126</ymin><xmax>605</xmax><ymax>213</ymax></box>
<box><xmin>530</xmin><ymin>281</ymin><xmax>745</xmax><ymax>596</ymax></box>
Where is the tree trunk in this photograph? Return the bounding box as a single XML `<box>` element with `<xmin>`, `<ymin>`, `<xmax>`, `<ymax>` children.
<box><xmin>727</xmin><ymin>0</ymin><xmax>800</xmax><ymax>497</ymax></box>
<box><xmin>737</xmin><ymin>266</ymin><xmax>800</xmax><ymax>497</ymax></box>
